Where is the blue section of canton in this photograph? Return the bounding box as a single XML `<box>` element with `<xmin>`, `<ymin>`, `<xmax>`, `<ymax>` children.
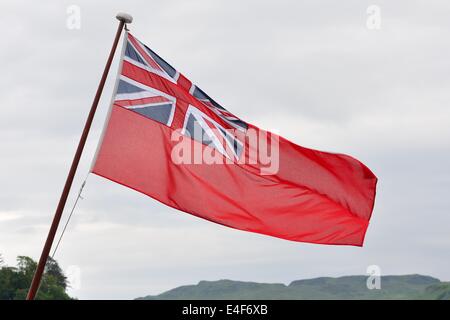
<box><xmin>117</xmin><ymin>80</ymin><xmax>145</xmax><ymax>94</ymax></box>
<box><xmin>143</xmin><ymin>44</ymin><xmax>177</xmax><ymax>78</ymax></box>
<box><xmin>125</xmin><ymin>42</ymin><xmax>147</xmax><ymax>66</ymax></box>
<box><xmin>131</xmin><ymin>104</ymin><xmax>173</xmax><ymax>125</ymax></box>
<box><xmin>185</xmin><ymin>113</ymin><xmax>212</xmax><ymax>146</ymax></box>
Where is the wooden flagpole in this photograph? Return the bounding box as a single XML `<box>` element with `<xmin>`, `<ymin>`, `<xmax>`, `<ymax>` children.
<box><xmin>26</xmin><ymin>13</ymin><xmax>133</xmax><ymax>300</ymax></box>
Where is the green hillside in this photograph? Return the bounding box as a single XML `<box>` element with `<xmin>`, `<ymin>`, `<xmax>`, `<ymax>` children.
<box><xmin>136</xmin><ymin>275</ymin><xmax>450</xmax><ymax>300</ymax></box>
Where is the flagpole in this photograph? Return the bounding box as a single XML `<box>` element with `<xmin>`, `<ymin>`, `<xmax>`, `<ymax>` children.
<box><xmin>26</xmin><ymin>13</ymin><xmax>133</xmax><ymax>300</ymax></box>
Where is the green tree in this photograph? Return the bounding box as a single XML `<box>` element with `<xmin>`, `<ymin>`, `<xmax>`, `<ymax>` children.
<box><xmin>45</xmin><ymin>257</ymin><xmax>68</xmax><ymax>290</ymax></box>
<box><xmin>0</xmin><ymin>265</ymin><xmax>19</xmax><ymax>300</ymax></box>
<box><xmin>0</xmin><ymin>255</ymin><xmax>72</xmax><ymax>300</ymax></box>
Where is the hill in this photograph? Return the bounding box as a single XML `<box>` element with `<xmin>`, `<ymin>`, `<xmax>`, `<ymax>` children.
<box><xmin>136</xmin><ymin>274</ymin><xmax>450</xmax><ymax>300</ymax></box>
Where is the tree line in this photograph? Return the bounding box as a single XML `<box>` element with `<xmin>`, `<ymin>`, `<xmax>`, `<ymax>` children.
<box><xmin>0</xmin><ymin>254</ymin><xmax>72</xmax><ymax>300</ymax></box>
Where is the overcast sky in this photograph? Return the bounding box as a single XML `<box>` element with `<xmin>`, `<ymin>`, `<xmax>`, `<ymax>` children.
<box><xmin>1</xmin><ymin>0</ymin><xmax>449</xmax><ymax>299</ymax></box>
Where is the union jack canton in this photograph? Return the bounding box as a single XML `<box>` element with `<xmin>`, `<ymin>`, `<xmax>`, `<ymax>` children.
<box><xmin>112</xmin><ymin>32</ymin><xmax>248</xmax><ymax>160</ymax></box>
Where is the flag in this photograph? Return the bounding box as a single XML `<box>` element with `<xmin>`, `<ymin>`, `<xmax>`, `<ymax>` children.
<box><xmin>91</xmin><ymin>31</ymin><xmax>377</xmax><ymax>246</ymax></box>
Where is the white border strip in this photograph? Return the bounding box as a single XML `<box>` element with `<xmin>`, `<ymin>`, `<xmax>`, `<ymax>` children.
<box><xmin>89</xmin><ymin>30</ymin><xmax>129</xmax><ymax>172</ymax></box>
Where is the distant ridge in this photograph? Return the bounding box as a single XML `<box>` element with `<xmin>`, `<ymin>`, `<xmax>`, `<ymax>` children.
<box><xmin>136</xmin><ymin>274</ymin><xmax>450</xmax><ymax>300</ymax></box>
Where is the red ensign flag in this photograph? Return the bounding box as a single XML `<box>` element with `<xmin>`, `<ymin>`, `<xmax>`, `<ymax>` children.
<box><xmin>91</xmin><ymin>32</ymin><xmax>377</xmax><ymax>246</ymax></box>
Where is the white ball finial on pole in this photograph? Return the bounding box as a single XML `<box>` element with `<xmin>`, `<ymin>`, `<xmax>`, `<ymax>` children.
<box><xmin>116</xmin><ymin>12</ymin><xmax>133</xmax><ymax>24</ymax></box>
